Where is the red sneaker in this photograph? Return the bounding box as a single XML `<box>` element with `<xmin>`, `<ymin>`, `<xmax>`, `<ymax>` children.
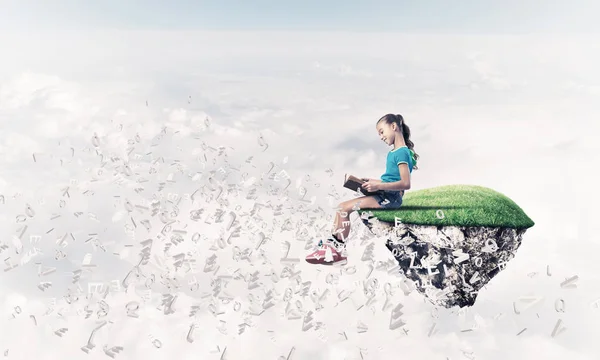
<box><xmin>305</xmin><ymin>237</ymin><xmax>347</xmax><ymax>265</ymax></box>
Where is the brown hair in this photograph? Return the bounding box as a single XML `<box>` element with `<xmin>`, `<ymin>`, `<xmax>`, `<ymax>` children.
<box><xmin>377</xmin><ymin>113</ymin><xmax>419</xmax><ymax>170</ymax></box>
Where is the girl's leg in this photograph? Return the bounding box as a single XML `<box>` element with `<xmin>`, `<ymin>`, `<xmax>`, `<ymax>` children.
<box><xmin>305</xmin><ymin>195</ymin><xmax>383</xmax><ymax>265</ymax></box>
<box><xmin>332</xmin><ymin>195</ymin><xmax>382</xmax><ymax>241</ymax></box>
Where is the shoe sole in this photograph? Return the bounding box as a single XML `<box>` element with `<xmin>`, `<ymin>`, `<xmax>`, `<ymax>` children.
<box><xmin>305</xmin><ymin>257</ymin><xmax>347</xmax><ymax>265</ymax></box>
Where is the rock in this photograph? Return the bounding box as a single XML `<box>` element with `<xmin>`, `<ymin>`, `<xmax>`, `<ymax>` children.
<box><xmin>359</xmin><ymin>213</ymin><xmax>528</xmax><ymax>308</ymax></box>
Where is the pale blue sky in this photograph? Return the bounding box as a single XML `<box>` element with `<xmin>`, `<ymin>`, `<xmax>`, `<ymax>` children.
<box><xmin>2</xmin><ymin>0</ymin><xmax>599</xmax><ymax>33</ymax></box>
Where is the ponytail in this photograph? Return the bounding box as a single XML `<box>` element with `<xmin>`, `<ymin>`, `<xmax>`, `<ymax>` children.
<box><xmin>397</xmin><ymin>115</ymin><xmax>419</xmax><ymax>170</ymax></box>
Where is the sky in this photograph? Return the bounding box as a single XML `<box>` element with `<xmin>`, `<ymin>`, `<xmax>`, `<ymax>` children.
<box><xmin>1</xmin><ymin>1</ymin><xmax>600</xmax><ymax>360</ymax></box>
<box><xmin>2</xmin><ymin>0</ymin><xmax>600</xmax><ymax>33</ymax></box>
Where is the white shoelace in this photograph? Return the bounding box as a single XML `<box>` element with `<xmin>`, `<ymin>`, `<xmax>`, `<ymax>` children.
<box><xmin>317</xmin><ymin>237</ymin><xmax>345</xmax><ymax>251</ymax></box>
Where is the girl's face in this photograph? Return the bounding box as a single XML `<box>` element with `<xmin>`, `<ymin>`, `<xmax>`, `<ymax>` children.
<box><xmin>376</xmin><ymin>120</ymin><xmax>397</xmax><ymax>146</ymax></box>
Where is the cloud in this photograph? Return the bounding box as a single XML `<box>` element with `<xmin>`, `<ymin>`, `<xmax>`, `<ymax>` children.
<box><xmin>0</xmin><ymin>30</ymin><xmax>599</xmax><ymax>360</ymax></box>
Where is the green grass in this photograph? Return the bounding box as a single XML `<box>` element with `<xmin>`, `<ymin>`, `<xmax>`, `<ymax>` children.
<box><xmin>359</xmin><ymin>184</ymin><xmax>535</xmax><ymax>229</ymax></box>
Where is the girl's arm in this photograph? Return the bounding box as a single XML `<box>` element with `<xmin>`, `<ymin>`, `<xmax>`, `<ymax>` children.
<box><xmin>362</xmin><ymin>178</ymin><xmax>382</xmax><ymax>183</ymax></box>
<box><xmin>379</xmin><ymin>181</ymin><xmax>410</xmax><ymax>191</ymax></box>
<box><xmin>379</xmin><ymin>164</ymin><xmax>411</xmax><ymax>191</ymax></box>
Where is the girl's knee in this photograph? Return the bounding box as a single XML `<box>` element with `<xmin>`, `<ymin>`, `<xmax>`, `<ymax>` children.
<box><xmin>335</xmin><ymin>205</ymin><xmax>350</xmax><ymax>216</ymax></box>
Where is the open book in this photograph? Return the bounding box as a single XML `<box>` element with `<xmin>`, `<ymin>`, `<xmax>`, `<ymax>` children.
<box><xmin>343</xmin><ymin>174</ymin><xmax>381</xmax><ymax>196</ymax></box>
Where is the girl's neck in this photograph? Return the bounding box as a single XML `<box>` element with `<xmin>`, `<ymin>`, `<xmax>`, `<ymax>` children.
<box><xmin>393</xmin><ymin>135</ymin><xmax>406</xmax><ymax>150</ymax></box>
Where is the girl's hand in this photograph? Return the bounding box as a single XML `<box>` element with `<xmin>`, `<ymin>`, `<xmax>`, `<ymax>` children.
<box><xmin>362</xmin><ymin>179</ymin><xmax>381</xmax><ymax>192</ymax></box>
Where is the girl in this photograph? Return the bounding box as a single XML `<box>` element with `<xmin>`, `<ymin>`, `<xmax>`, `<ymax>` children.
<box><xmin>305</xmin><ymin>113</ymin><xmax>419</xmax><ymax>265</ymax></box>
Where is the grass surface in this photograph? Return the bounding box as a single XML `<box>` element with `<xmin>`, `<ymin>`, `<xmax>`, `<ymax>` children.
<box><xmin>359</xmin><ymin>184</ymin><xmax>535</xmax><ymax>229</ymax></box>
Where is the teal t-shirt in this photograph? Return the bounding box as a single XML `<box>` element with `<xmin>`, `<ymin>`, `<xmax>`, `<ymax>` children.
<box><xmin>380</xmin><ymin>146</ymin><xmax>414</xmax><ymax>183</ymax></box>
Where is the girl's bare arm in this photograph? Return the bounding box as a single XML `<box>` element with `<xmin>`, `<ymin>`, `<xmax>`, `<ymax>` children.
<box><xmin>361</xmin><ymin>178</ymin><xmax>382</xmax><ymax>184</ymax></box>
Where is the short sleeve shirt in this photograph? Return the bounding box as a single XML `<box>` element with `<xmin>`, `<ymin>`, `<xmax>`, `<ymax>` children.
<box><xmin>380</xmin><ymin>146</ymin><xmax>413</xmax><ymax>183</ymax></box>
